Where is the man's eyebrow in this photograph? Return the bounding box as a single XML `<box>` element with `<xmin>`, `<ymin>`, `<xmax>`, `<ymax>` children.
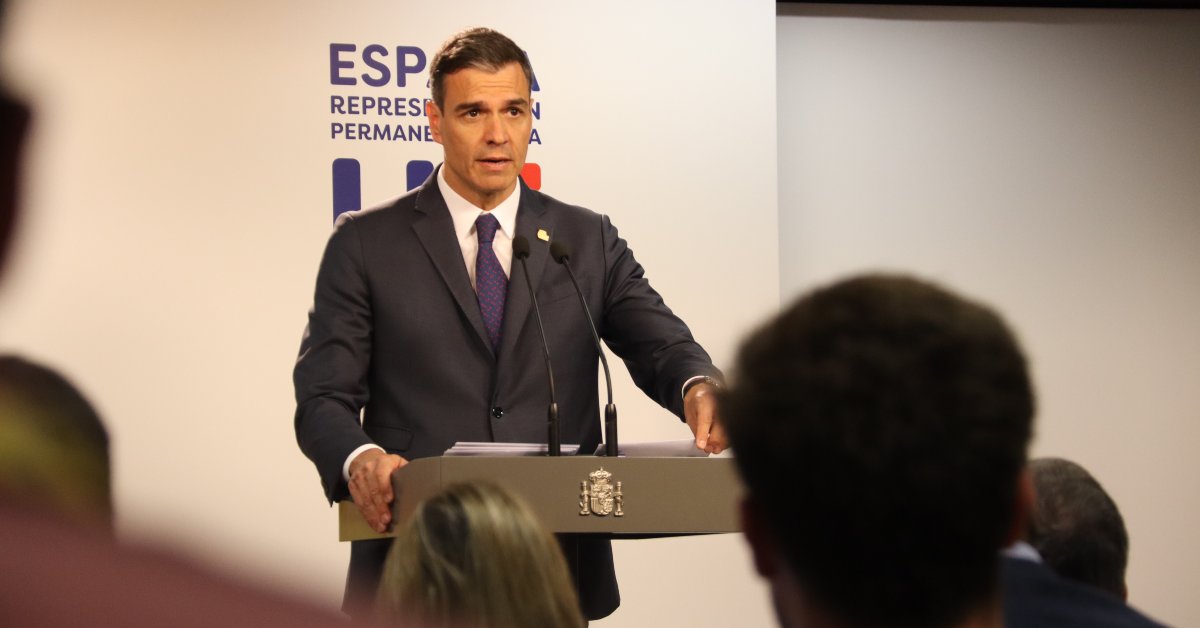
<box><xmin>452</xmin><ymin>98</ymin><xmax>529</xmax><ymax>113</ymax></box>
<box><xmin>453</xmin><ymin>100</ymin><xmax>483</xmax><ymax>113</ymax></box>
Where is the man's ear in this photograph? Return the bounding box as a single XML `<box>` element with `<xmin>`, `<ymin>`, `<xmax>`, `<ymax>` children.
<box><xmin>1004</xmin><ymin>466</ymin><xmax>1036</xmax><ymax>547</ymax></box>
<box><xmin>427</xmin><ymin>100</ymin><xmax>443</xmax><ymax>145</ymax></box>
<box><xmin>740</xmin><ymin>495</ymin><xmax>780</xmax><ymax>578</ymax></box>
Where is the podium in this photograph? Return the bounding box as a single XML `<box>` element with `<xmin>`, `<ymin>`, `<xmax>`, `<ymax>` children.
<box><xmin>338</xmin><ymin>456</ymin><xmax>743</xmax><ymax>541</ymax></box>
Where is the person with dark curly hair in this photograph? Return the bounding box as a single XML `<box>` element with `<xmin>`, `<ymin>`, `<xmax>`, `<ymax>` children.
<box><xmin>721</xmin><ymin>274</ymin><xmax>1163</xmax><ymax>628</ymax></box>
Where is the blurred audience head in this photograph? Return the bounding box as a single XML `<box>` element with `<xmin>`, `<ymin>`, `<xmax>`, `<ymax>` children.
<box><xmin>0</xmin><ymin>0</ymin><xmax>30</xmax><ymax>275</ymax></box>
<box><xmin>376</xmin><ymin>481</ymin><xmax>583</xmax><ymax>628</ymax></box>
<box><xmin>1029</xmin><ymin>456</ymin><xmax>1129</xmax><ymax>600</ymax></box>
<box><xmin>722</xmin><ymin>273</ymin><xmax>1035</xmax><ymax>628</ymax></box>
<box><xmin>0</xmin><ymin>85</ymin><xmax>27</xmax><ymax>271</ymax></box>
<box><xmin>0</xmin><ymin>355</ymin><xmax>112</xmax><ymax>529</ymax></box>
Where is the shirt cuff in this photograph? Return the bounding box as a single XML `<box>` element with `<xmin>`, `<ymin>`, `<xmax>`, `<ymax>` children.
<box><xmin>343</xmin><ymin>443</ymin><xmax>385</xmax><ymax>482</ymax></box>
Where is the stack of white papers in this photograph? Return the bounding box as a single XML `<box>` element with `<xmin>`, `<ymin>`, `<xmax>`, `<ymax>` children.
<box><xmin>444</xmin><ymin>442</ymin><xmax>581</xmax><ymax>456</ymax></box>
<box><xmin>591</xmin><ymin>439</ymin><xmax>713</xmax><ymax>458</ymax></box>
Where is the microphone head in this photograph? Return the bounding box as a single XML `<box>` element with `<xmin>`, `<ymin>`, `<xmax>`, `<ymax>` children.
<box><xmin>512</xmin><ymin>235</ymin><xmax>531</xmax><ymax>260</ymax></box>
<box><xmin>549</xmin><ymin>240</ymin><xmax>571</xmax><ymax>264</ymax></box>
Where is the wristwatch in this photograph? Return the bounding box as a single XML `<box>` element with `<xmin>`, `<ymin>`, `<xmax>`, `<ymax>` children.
<box><xmin>683</xmin><ymin>375</ymin><xmax>722</xmax><ymax>397</ymax></box>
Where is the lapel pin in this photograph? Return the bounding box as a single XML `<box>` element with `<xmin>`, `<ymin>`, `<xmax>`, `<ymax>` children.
<box><xmin>537</xmin><ymin>229</ymin><xmax>550</xmax><ymax>242</ymax></box>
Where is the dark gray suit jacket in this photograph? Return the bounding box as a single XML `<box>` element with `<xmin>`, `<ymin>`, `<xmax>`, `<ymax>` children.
<box><xmin>294</xmin><ymin>169</ymin><xmax>719</xmax><ymax>619</ymax></box>
<box><xmin>1002</xmin><ymin>556</ymin><xmax>1165</xmax><ymax>627</ymax></box>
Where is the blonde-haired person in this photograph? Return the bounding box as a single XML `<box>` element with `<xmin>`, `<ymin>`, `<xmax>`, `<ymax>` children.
<box><xmin>0</xmin><ymin>355</ymin><xmax>112</xmax><ymax>530</ymax></box>
<box><xmin>376</xmin><ymin>481</ymin><xmax>584</xmax><ymax>628</ymax></box>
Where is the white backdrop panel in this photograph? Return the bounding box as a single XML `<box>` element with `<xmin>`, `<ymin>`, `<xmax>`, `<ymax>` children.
<box><xmin>0</xmin><ymin>1</ymin><xmax>778</xmax><ymax>626</ymax></box>
<box><xmin>778</xmin><ymin>5</ymin><xmax>1200</xmax><ymax>626</ymax></box>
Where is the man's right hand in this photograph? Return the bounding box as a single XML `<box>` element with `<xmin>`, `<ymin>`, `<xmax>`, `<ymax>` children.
<box><xmin>348</xmin><ymin>448</ymin><xmax>408</xmax><ymax>533</ymax></box>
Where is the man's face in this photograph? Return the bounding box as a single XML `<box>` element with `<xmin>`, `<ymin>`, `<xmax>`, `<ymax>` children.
<box><xmin>429</xmin><ymin>62</ymin><xmax>532</xmax><ymax>210</ymax></box>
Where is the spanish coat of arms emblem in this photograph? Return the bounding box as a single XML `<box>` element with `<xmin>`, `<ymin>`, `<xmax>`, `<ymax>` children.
<box><xmin>579</xmin><ymin>467</ymin><xmax>624</xmax><ymax>517</ymax></box>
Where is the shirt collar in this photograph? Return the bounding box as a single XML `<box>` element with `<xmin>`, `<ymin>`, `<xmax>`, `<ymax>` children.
<box><xmin>437</xmin><ymin>165</ymin><xmax>520</xmax><ymax>241</ymax></box>
<box><xmin>1003</xmin><ymin>540</ymin><xmax>1043</xmax><ymax>563</ymax></box>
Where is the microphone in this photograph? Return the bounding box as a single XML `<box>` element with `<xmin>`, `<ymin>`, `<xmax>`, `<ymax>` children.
<box><xmin>512</xmin><ymin>236</ymin><xmax>560</xmax><ymax>456</ymax></box>
<box><xmin>549</xmin><ymin>240</ymin><xmax>618</xmax><ymax>457</ymax></box>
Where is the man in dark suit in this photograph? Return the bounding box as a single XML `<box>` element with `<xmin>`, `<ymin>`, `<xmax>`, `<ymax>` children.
<box><xmin>1001</xmin><ymin>550</ymin><xmax>1164</xmax><ymax>628</ymax></box>
<box><xmin>293</xmin><ymin>27</ymin><xmax>724</xmax><ymax>621</ymax></box>
<box><xmin>1002</xmin><ymin>459</ymin><xmax>1163</xmax><ymax>626</ymax></box>
<box><xmin>1028</xmin><ymin>456</ymin><xmax>1131</xmax><ymax>600</ymax></box>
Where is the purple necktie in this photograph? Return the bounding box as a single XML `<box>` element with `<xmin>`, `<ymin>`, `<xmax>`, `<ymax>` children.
<box><xmin>474</xmin><ymin>213</ymin><xmax>507</xmax><ymax>352</ymax></box>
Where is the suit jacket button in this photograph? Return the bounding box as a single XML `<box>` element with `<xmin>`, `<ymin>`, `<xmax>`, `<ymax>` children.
<box><xmin>491</xmin><ymin>406</ymin><xmax>504</xmax><ymax>419</ymax></box>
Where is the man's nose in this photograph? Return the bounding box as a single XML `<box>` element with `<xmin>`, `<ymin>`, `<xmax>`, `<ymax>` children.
<box><xmin>484</xmin><ymin>115</ymin><xmax>508</xmax><ymax>144</ymax></box>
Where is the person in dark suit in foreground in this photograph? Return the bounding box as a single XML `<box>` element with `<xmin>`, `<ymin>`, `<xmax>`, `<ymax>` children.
<box><xmin>720</xmin><ymin>274</ymin><xmax>1163</xmax><ymax>628</ymax></box>
<box><xmin>999</xmin><ymin>457</ymin><xmax>1163</xmax><ymax>627</ymax></box>
<box><xmin>294</xmin><ymin>27</ymin><xmax>724</xmax><ymax>620</ymax></box>
<box><xmin>1028</xmin><ymin>457</ymin><xmax>1130</xmax><ymax>600</ymax></box>
<box><xmin>1000</xmin><ymin>550</ymin><xmax>1163</xmax><ymax>628</ymax></box>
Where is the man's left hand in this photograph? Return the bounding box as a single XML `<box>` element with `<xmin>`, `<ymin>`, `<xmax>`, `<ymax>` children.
<box><xmin>685</xmin><ymin>381</ymin><xmax>726</xmax><ymax>454</ymax></box>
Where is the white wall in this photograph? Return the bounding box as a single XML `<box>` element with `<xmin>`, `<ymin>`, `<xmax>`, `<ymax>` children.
<box><xmin>0</xmin><ymin>1</ymin><xmax>777</xmax><ymax>626</ymax></box>
<box><xmin>778</xmin><ymin>5</ymin><xmax>1200</xmax><ymax>626</ymax></box>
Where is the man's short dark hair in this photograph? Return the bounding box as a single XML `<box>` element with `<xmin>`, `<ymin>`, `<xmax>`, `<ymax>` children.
<box><xmin>429</xmin><ymin>28</ymin><xmax>534</xmax><ymax>109</ymax></box>
<box><xmin>723</xmin><ymin>274</ymin><xmax>1035</xmax><ymax>627</ymax></box>
<box><xmin>1029</xmin><ymin>457</ymin><xmax>1129</xmax><ymax>598</ymax></box>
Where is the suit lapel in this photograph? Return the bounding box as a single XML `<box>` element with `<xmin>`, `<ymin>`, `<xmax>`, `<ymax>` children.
<box><xmin>498</xmin><ymin>180</ymin><xmax>556</xmax><ymax>364</ymax></box>
<box><xmin>411</xmin><ymin>171</ymin><xmax>493</xmax><ymax>356</ymax></box>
